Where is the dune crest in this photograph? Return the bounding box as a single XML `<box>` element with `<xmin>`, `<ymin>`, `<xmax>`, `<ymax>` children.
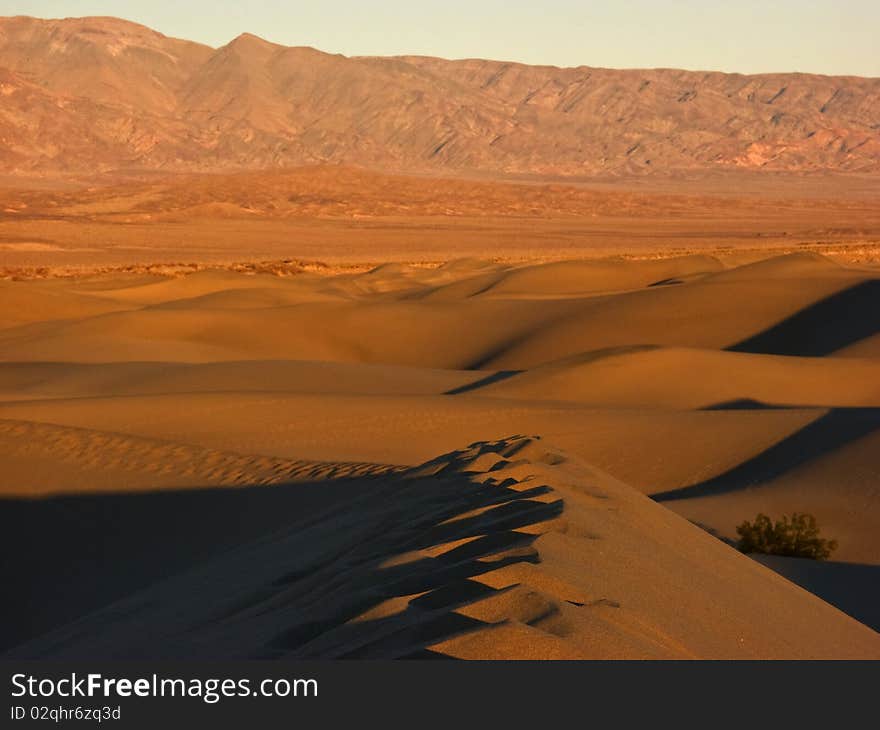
<box><xmin>6</xmin><ymin>436</ymin><xmax>879</xmax><ymax>660</ymax></box>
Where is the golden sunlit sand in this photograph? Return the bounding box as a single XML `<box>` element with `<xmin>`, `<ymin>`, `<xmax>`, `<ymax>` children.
<box><xmin>1</xmin><ymin>13</ymin><xmax>878</xmax><ymax>661</ymax></box>
<box><xmin>1</xmin><ymin>250</ymin><xmax>878</xmax><ymax>658</ymax></box>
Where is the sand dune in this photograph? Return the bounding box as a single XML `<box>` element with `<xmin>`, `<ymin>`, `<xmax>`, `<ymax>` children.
<box><xmin>1</xmin><ymin>251</ymin><xmax>878</xmax><ymax>655</ymax></box>
<box><xmin>751</xmin><ymin>555</ymin><xmax>880</xmax><ymax>632</ymax></box>
<box><xmin>0</xmin><ymin>361</ymin><xmax>477</xmax><ymax>402</ymax></box>
<box><xmin>462</xmin><ymin>255</ymin><xmax>724</xmax><ymax>298</ymax></box>
<box><xmin>5</xmin><ymin>436</ymin><xmax>877</xmax><ymax>659</ymax></box>
<box><xmin>2</xmin><ymin>394</ymin><xmax>874</xmax><ymax>564</ymax></box>
<box><xmin>2</xmin><ymin>12</ymin><xmax>878</xmax><ymax>662</ymax></box>
<box><xmin>0</xmin><ymin>418</ymin><xmax>401</xmax><ymax>497</ymax></box>
<box><xmin>469</xmin><ymin>346</ymin><xmax>880</xmax><ymax>409</ymax></box>
<box><xmin>1</xmin><ymin>253</ymin><xmax>876</xmax><ymax>369</ymax></box>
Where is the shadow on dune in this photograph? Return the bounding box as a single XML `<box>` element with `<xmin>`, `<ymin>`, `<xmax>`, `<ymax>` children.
<box><xmin>690</xmin><ymin>521</ymin><xmax>737</xmax><ymax>548</ymax></box>
<box><xmin>752</xmin><ymin>555</ymin><xmax>880</xmax><ymax>632</ymax></box>
<box><xmin>445</xmin><ymin>370</ymin><xmax>522</xmax><ymax>395</ymax></box>
<box><xmin>701</xmin><ymin>398</ymin><xmax>798</xmax><ymax>411</ymax></box>
<box><xmin>653</xmin><ymin>407</ymin><xmax>880</xmax><ymax>502</ymax></box>
<box><xmin>727</xmin><ymin>279</ymin><xmax>880</xmax><ymax>356</ymax></box>
<box><xmin>0</xmin><ymin>477</ymin><xmax>383</xmax><ymax>653</ymax></box>
<box><xmin>3</xmin><ymin>456</ymin><xmax>563</xmax><ymax>660</ymax></box>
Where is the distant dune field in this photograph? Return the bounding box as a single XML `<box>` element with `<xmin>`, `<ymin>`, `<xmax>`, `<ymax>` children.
<box><xmin>1</xmin><ymin>251</ymin><xmax>878</xmax><ymax>658</ymax></box>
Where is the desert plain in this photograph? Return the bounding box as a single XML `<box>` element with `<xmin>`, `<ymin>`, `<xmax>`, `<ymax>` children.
<box><xmin>1</xmin><ymin>16</ymin><xmax>879</xmax><ymax>660</ymax></box>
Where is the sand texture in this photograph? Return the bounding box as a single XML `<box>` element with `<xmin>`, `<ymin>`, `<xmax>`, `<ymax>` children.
<box><xmin>1</xmin><ymin>252</ymin><xmax>878</xmax><ymax>658</ymax></box>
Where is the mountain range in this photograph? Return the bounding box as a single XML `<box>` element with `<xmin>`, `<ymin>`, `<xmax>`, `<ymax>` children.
<box><xmin>1</xmin><ymin>15</ymin><xmax>878</xmax><ymax>177</ymax></box>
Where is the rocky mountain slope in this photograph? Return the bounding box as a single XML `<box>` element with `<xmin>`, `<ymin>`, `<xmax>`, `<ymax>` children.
<box><xmin>1</xmin><ymin>15</ymin><xmax>878</xmax><ymax>177</ymax></box>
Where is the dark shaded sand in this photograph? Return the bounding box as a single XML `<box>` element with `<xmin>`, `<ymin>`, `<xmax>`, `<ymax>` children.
<box><xmin>752</xmin><ymin>555</ymin><xmax>880</xmax><ymax>632</ymax></box>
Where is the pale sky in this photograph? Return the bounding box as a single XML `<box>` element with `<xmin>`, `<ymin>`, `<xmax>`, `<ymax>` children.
<box><xmin>2</xmin><ymin>0</ymin><xmax>878</xmax><ymax>76</ymax></box>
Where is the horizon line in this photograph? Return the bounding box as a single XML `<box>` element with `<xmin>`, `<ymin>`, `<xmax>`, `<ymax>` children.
<box><xmin>3</xmin><ymin>14</ymin><xmax>879</xmax><ymax>81</ymax></box>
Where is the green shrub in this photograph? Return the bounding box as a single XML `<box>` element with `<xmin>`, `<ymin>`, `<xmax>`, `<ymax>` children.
<box><xmin>735</xmin><ymin>512</ymin><xmax>837</xmax><ymax>561</ymax></box>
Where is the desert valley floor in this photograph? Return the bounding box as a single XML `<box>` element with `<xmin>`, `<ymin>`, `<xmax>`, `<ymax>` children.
<box><xmin>1</xmin><ymin>238</ymin><xmax>879</xmax><ymax>659</ymax></box>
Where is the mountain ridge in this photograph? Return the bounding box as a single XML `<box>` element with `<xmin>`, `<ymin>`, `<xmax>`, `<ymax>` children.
<box><xmin>1</xmin><ymin>15</ymin><xmax>878</xmax><ymax>178</ymax></box>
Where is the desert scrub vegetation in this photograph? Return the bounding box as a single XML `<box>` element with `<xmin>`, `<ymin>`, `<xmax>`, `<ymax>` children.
<box><xmin>736</xmin><ymin>512</ymin><xmax>838</xmax><ymax>561</ymax></box>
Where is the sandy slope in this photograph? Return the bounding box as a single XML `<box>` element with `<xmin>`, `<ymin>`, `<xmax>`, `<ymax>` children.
<box><xmin>1</xmin><ymin>252</ymin><xmax>878</xmax><ymax>655</ymax></box>
<box><xmin>4</xmin><ymin>435</ymin><xmax>877</xmax><ymax>659</ymax></box>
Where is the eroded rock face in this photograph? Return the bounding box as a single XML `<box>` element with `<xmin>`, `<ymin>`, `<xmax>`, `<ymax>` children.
<box><xmin>0</xmin><ymin>16</ymin><xmax>878</xmax><ymax>176</ymax></box>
